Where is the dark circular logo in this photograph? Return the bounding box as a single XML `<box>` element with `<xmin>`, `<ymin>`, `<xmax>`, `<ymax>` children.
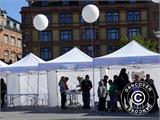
<box><xmin>121</xmin><ymin>82</ymin><xmax>155</xmax><ymax>115</ymax></box>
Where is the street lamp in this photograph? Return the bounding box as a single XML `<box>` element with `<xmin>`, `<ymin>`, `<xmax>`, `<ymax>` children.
<box><xmin>152</xmin><ymin>0</ymin><xmax>160</xmax><ymax>52</ymax></box>
<box><xmin>33</xmin><ymin>14</ymin><xmax>49</xmax><ymax>104</ymax></box>
<box><xmin>82</xmin><ymin>4</ymin><xmax>100</xmax><ymax>106</ymax></box>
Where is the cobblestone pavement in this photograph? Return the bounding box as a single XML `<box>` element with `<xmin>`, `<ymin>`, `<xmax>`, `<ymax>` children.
<box><xmin>0</xmin><ymin>106</ymin><xmax>159</xmax><ymax>120</ymax></box>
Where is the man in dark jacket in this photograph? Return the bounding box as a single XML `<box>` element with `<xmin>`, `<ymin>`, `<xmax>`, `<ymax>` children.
<box><xmin>145</xmin><ymin>74</ymin><xmax>159</xmax><ymax>112</ymax></box>
<box><xmin>81</xmin><ymin>75</ymin><xmax>92</xmax><ymax>109</ymax></box>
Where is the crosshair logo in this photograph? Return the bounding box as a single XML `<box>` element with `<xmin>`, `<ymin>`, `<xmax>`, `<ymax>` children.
<box><xmin>121</xmin><ymin>82</ymin><xmax>155</xmax><ymax>115</ymax></box>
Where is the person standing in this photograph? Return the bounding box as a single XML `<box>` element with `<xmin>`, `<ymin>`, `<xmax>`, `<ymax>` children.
<box><xmin>81</xmin><ymin>75</ymin><xmax>92</xmax><ymax>109</ymax></box>
<box><xmin>58</xmin><ymin>76</ymin><xmax>69</xmax><ymax>109</ymax></box>
<box><xmin>117</xmin><ymin>68</ymin><xmax>130</xmax><ymax>110</ymax></box>
<box><xmin>108</xmin><ymin>80</ymin><xmax>117</xmax><ymax>111</ymax></box>
<box><xmin>97</xmin><ymin>80</ymin><xmax>107</xmax><ymax>112</ymax></box>
<box><xmin>145</xmin><ymin>74</ymin><xmax>159</xmax><ymax>112</ymax></box>
<box><xmin>1</xmin><ymin>78</ymin><xmax>7</xmax><ymax>108</ymax></box>
<box><xmin>102</xmin><ymin>75</ymin><xmax>109</xmax><ymax>109</ymax></box>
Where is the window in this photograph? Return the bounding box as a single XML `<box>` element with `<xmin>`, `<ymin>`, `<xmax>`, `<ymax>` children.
<box><xmin>130</xmin><ymin>0</ymin><xmax>136</xmax><ymax>3</ymax></box>
<box><xmin>40</xmin><ymin>48</ymin><xmax>52</xmax><ymax>60</ymax></box>
<box><xmin>40</xmin><ymin>31</ymin><xmax>52</xmax><ymax>42</ymax></box>
<box><xmin>83</xmin><ymin>28</ymin><xmax>97</xmax><ymax>40</ymax></box>
<box><xmin>60</xmin><ymin>30</ymin><xmax>72</xmax><ymax>41</ymax></box>
<box><xmin>23</xmin><ymin>49</ymin><xmax>29</xmax><ymax>57</ymax></box>
<box><xmin>108</xmin><ymin>0</ymin><xmax>116</xmax><ymax>4</ymax></box>
<box><xmin>107</xmin><ymin>28</ymin><xmax>120</xmax><ymax>40</ymax></box>
<box><xmin>4</xmin><ymin>35</ymin><xmax>8</xmax><ymax>44</ymax></box>
<box><xmin>22</xmin><ymin>32</ymin><xmax>29</xmax><ymax>43</ymax></box>
<box><xmin>128</xmin><ymin>28</ymin><xmax>141</xmax><ymax>39</ymax></box>
<box><xmin>80</xmin><ymin>0</ymin><xmax>95</xmax><ymax>5</ymax></box>
<box><xmin>60</xmin><ymin>13</ymin><xmax>72</xmax><ymax>24</ymax></box>
<box><xmin>62</xmin><ymin>0</ymin><xmax>69</xmax><ymax>5</ymax></box>
<box><xmin>11</xmin><ymin>52</ymin><xmax>16</xmax><ymax>62</ymax></box>
<box><xmin>81</xmin><ymin>46</ymin><xmax>98</xmax><ymax>57</ymax></box>
<box><xmin>4</xmin><ymin>51</ymin><xmax>9</xmax><ymax>62</ymax></box>
<box><xmin>128</xmin><ymin>11</ymin><xmax>140</xmax><ymax>21</ymax></box>
<box><xmin>22</xmin><ymin>16</ymin><xmax>28</xmax><ymax>24</ymax></box>
<box><xmin>17</xmin><ymin>39</ymin><xmax>21</xmax><ymax>48</ymax></box>
<box><xmin>16</xmin><ymin>24</ymin><xmax>20</xmax><ymax>31</ymax></box>
<box><xmin>106</xmin><ymin>12</ymin><xmax>119</xmax><ymax>22</ymax></box>
<box><xmin>41</xmin><ymin>1</ymin><xmax>49</xmax><ymax>6</ymax></box>
<box><xmin>60</xmin><ymin>47</ymin><xmax>72</xmax><ymax>55</ymax></box>
<box><xmin>11</xmin><ymin>37</ymin><xmax>15</xmax><ymax>46</ymax></box>
<box><xmin>10</xmin><ymin>21</ymin><xmax>14</xmax><ymax>28</ymax></box>
<box><xmin>108</xmin><ymin>46</ymin><xmax>119</xmax><ymax>53</ymax></box>
<box><xmin>46</xmin><ymin>14</ymin><xmax>52</xmax><ymax>24</ymax></box>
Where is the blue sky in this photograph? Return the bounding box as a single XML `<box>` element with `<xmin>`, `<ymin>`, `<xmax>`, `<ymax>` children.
<box><xmin>0</xmin><ymin>0</ymin><xmax>28</xmax><ymax>22</ymax></box>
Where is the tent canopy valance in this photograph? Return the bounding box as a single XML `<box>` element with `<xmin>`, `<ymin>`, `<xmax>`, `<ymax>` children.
<box><xmin>39</xmin><ymin>47</ymin><xmax>93</xmax><ymax>70</ymax></box>
<box><xmin>94</xmin><ymin>40</ymin><xmax>160</xmax><ymax>67</ymax></box>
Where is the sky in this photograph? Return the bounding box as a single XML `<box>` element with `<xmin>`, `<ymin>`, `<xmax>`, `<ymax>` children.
<box><xmin>0</xmin><ymin>0</ymin><xmax>28</xmax><ymax>22</ymax></box>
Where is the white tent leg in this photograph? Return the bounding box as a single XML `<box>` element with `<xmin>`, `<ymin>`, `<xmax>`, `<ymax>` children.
<box><xmin>37</xmin><ymin>70</ymin><xmax>40</xmax><ymax>106</ymax></box>
<box><xmin>47</xmin><ymin>70</ymin><xmax>57</xmax><ymax>107</ymax></box>
<box><xmin>56</xmin><ymin>70</ymin><xmax>58</xmax><ymax>107</ymax></box>
<box><xmin>27</xmin><ymin>72</ymin><xmax>29</xmax><ymax>105</ymax></box>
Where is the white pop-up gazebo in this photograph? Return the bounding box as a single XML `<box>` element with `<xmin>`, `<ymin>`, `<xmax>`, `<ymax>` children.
<box><xmin>0</xmin><ymin>53</ymin><xmax>48</xmax><ymax>106</ymax></box>
<box><xmin>39</xmin><ymin>47</ymin><xmax>99</xmax><ymax>107</ymax></box>
<box><xmin>94</xmin><ymin>40</ymin><xmax>160</xmax><ymax>106</ymax></box>
<box><xmin>94</xmin><ymin>40</ymin><xmax>160</xmax><ymax>67</ymax></box>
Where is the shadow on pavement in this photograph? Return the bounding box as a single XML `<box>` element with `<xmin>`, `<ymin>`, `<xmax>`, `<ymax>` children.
<box><xmin>1</xmin><ymin>106</ymin><xmax>160</xmax><ymax>118</ymax></box>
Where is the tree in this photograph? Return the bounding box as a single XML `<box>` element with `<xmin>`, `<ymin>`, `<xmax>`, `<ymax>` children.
<box><xmin>120</xmin><ymin>35</ymin><xmax>158</xmax><ymax>52</ymax></box>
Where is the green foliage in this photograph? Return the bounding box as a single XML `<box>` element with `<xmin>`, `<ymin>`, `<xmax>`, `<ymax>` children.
<box><xmin>120</xmin><ymin>35</ymin><xmax>158</xmax><ymax>52</ymax></box>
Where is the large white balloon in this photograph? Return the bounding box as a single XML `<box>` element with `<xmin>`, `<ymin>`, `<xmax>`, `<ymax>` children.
<box><xmin>82</xmin><ymin>4</ymin><xmax>99</xmax><ymax>23</ymax></box>
<box><xmin>151</xmin><ymin>0</ymin><xmax>160</xmax><ymax>3</ymax></box>
<box><xmin>33</xmin><ymin>14</ymin><xmax>49</xmax><ymax>31</ymax></box>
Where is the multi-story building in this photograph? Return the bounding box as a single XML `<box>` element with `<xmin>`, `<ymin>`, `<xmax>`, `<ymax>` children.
<box><xmin>0</xmin><ymin>9</ymin><xmax>22</xmax><ymax>64</ymax></box>
<box><xmin>21</xmin><ymin>0</ymin><xmax>159</xmax><ymax>61</ymax></box>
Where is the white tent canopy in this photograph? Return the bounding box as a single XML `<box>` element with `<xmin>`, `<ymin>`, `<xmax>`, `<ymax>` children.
<box><xmin>0</xmin><ymin>60</ymin><xmax>8</xmax><ymax>67</ymax></box>
<box><xmin>1</xmin><ymin>53</ymin><xmax>45</xmax><ymax>72</ymax></box>
<box><xmin>39</xmin><ymin>47</ymin><xmax>93</xmax><ymax>70</ymax></box>
<box><xmin>39</xmin><ymin>47</ymin><xmax>94</xmax><ymax>107</ymax></box>
<box><xmin>94</xmin><ymin>40</ymin><xmax>160</xmax><ymax>67</ymax></box>
<box><xmin>0</xmin><ymin>53</ymin><xmax>48</xmax><ymax>106</ymax></box>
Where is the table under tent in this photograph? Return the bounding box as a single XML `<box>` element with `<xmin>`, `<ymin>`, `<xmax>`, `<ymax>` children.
<box><xmin>0</xmin><ymin>53</ymin><xmax>48</xmax><ymax>107</ymax></box>
<box><xmin>39</xmin><ymin>47</ymin><xmax>106</xmax><ymax>107</ymax></box>
<box><xmin>94</xmin><ymin>40</ymin><xmax>160</xmax><ymax>106</ymax></box>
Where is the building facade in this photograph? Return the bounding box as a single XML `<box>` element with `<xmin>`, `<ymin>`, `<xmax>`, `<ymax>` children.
<box><xmin>21</xmin><ymin>0</ymin><xmax>159</xmax><ymax>61</ymax></box>
<box><xmin>0</xmin><ymin>9</ymin><xmax>22</xmax><ymax>64</ymax></box>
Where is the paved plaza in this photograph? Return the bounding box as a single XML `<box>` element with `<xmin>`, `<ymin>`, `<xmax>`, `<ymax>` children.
<box><xmin>0</xmin><ymin>106</ymin><xmax>159</xmax><ymax>120</ymax></box>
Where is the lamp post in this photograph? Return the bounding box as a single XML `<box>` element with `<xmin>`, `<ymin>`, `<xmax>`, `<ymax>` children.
<box><xmin>33</xmin><ymin>14</ymin><xmax>49</xmax><ymax>104</ymax></box>
<box><xmin>152</xmin><ymin>0</ymin><xmax>160</xmax><ymax>52</ymax></box>
<box><xmin>82</xmin><ymin>4</ymin><xmax>99</xmax><ymax>106</ymax></box>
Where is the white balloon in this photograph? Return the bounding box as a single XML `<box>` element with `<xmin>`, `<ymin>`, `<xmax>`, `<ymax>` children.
<box><xmin>82</xmin><ymin>4</ymin><xmax>99</xmax><ymax>23</ymax></box>
<box><xmin>33</xmin><ymin>14</ymin><xmax>49</xmax><ymax>31</ymax></box>
<box><xmin>151</xmin><ymin>0</ymin><xmax>160</xmax><ymax>3</ymax></box>
<box><xmin>154</xmin><ymin>31</ymin><xmax>160</xmax><ymax>38</ymax></box>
